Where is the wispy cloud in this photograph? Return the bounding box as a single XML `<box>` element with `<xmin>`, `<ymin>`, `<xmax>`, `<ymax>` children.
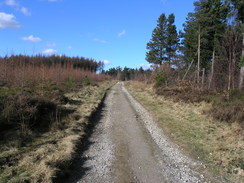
<box><xmin>0</xmin><ymin>12</ymin><xmax>20</xmax><ymax>29</ymax></box>
<box><xmin>20</xmin><ymin>7</ymin><xmax>30</xmax><ymax>16</ymax></box>
<box><xmin>94</xmin><ymin>38</ymin><xmax>107</xmax><ymax>44</ymax></box>
<box><xmin>5</xmin><ymin>0</ymin><xmax>31</xmax><ymax>15</ymax></box>
<box><xmin>140</xmin><ymin>63</ymin><xmax>152</xmax><ymax>70</ymax></box>
<box><xmin>42</xmin><ymin>49</ymin><xmax>57</xmax><ymax>55</ymax></box>
<box><xmin>5</xmin><ymin>0</ymin><xmax>18</xmax><ymax>6</ymax></box>
<box><xmin>102</xmin><ymin>60</ymin><xmax>110</xmax><ymax>65</ymax></box>
<box><xmin>21</xmin><ymin>35</ymin><xmax>42</xmax><ymax>42</ymax></box>
<box><xmin>46</xmin><ymin>43</ymin><xmax>56</xmax><ymax>47</ymax></box>
<box><xmin>118</xmin><ymin>30</ymin><xmax>126</xmax><ymax>37</ymax></box>
<box><xmin>67</xmin><ymin>45</ymin><xmax>73</xmax><ymax>50</ymax></box>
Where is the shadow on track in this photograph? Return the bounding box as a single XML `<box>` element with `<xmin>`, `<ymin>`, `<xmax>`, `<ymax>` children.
<box><xmin>54</xmin><ymin>93</ymin><xmax>108</xmax><ymax>183</ymax></box>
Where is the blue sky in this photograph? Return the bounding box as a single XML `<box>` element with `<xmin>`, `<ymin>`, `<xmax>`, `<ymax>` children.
<box><xmin>0</xmin><ymin>0</ymin><xmax>195</xmax><ymax>70</ymax></box>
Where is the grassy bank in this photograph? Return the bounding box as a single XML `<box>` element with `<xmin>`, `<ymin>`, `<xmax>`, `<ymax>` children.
<box><xmin>0</xmin><ymin>80</ymin><xmax>114</xmax><ymax>183</ymax></box>
<box><xmin>126</xmin><ymin>81</ymin><xmax>243</xmax><ymax>183</ymax></box>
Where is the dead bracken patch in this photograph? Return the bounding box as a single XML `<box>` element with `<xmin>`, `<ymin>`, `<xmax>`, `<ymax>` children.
<box><xmin>155</xmin><ymin>84</ymin><xmax>244</xmax><ymax>127</ymax></box>
<box><xmin>155</xmin><ymin>85</ymin><xmax>219</xmax><ymax>103</ymax></box>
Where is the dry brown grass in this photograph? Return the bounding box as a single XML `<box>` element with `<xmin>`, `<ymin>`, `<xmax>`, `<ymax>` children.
<box><xmin>0</xmin><ymin>81</ymin><xmax>114</xmax><ymax>183</ymax></box>
<box><xmin>126</xmin><ymin>81</ymin><xmax>244</xmax><ymax>183</ymax></box>
<box><xmin>0</xmin><ymin>55</ymin><xmax>113</xmax><ymax>182</ymax></box>
<box><xmin>154</xmin><ymin>81</ymin><xmax>244</xmax><ymax>126</ymax></box>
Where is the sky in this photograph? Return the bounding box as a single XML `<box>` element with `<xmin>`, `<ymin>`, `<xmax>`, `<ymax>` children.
<box><xmin>0</xmin><ymin>0</ymin><xmax>195</xmax><ymax>70</ymax></box>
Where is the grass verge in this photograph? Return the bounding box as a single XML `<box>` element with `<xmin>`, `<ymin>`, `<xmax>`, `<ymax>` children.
<box><xmin>0</xmin><ymin>80</ymin><xmax>115</xmax><ymax>183</ymax></box>
<box><xmin>125</xmin><ymin>81</ymin><xmax>244</xmax><ymax>183</ymax></box>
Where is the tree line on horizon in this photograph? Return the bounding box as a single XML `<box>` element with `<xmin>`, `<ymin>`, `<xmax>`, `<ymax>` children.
<box><xmin>102</xmin><ymin>66</ymin><xmax>152</xmax><ymax>81</ymax></box>
<box><xmin>0</xmin><ymin>54</ymin><xmax>108</xmax><ymax>88</ymax></box>
<box><xmin>146</xmin><ymin>0</ymin><xmax>244</xmax><ymax>92</ymax></box>
<box><xmin>0</xmin><ymin>55</ymin><xmax>104</xmax><ymax>73</ymax></box>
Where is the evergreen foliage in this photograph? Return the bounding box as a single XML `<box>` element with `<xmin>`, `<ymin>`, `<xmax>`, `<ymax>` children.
<box><xmin>182</xmin><ymin>0</ymin><xmax>229</xmax><ymax>70</ymax></box>
<box><xmin>166</xmin><ymin>14</ymin><xmax>179</xmax><ymax>63</ymax></box>
<box><xmin>103</xmin><ymin>67</ymin><xmax>151</xmax><ymax>81</ymax></box>
<box><xmin>230</xmin><ymin>0</ymin><xmax>244</xmax><ymax>22</ymax></box>
<box><xmin>146</xmin><ymin>0</ymin><xmax>243</xmax><ymax>92</ymax></box>
<box><xmin>146</xmin><ymin>13</ymin><xmax>179</xmax><ymax>65</ymax></box>
<box><xmin>146</xmin><ymin>13</ymin><xmax>167</xmax><ymax>65</ymax></box>
<box><xmin>154</xmin><ymin>71</ymin><xmax>167</xmax><ymax>87</ymax></box>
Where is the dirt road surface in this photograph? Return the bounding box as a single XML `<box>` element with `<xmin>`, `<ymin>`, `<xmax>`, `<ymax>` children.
<box><xmin>64</xmin><ymin>82</ymin><xmax>212</xmax><ymax>183</ymax></box>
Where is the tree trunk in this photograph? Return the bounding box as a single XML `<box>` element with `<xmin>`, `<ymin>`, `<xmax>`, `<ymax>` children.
<box><xmin>183</xmin><ymin>59</ymin><xmax>194</xmax><ymax>80</ymax></box>
<box><xmin>227</xmin><ymin>60</ymin><xmax>232</xmax><ymax>100</ymax></box>
<box><xmin>183</xmin><ymin>51</ymin><xmax>197</xmax><ymax>80</ymax></box>
<box><xmin>239</xmin><ymin>67</ymin><xmax>244</xmax><ymax>89</ymax></box>
<box><xmin>239</xmin><ymin>31</ymin><xmax>244</xmax><ymax>89</ymax></box>
<box><xmin>208</xmin><ymin>50</ymin><xmax>215</xmax><ymax>90</ymax></box>
<box><xmin>197</xmin><ymin>28</ymin><xmax>201</xmax><ymax>86</ymax></box>
<box><xmin>160</xmin><ymin>45</ymin><xmax>163</xmax><ymax>65</ymax></box>
<box><xmin>202</xmin><ymin>68</ymin><xmax>205</xmax><ymax>89</ymax></box>
<box><xmin>232</xmin><ymin>56</ymin><xmax>236</xmax><ymax>89</ymax></box>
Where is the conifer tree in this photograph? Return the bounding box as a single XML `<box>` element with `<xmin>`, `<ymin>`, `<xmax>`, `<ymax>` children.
<box><xmin>182</xmin><ymin>0</ymin><xmax>229</xmax><ymax>70</ymax></box>
<box><xmin>146</xmin><ymin>13</ymin><xmax>167</xmax><ymax>65</ymax></box>
<box><xmin>182</xmin><ymin>12</ymin><xmax>198</xmax><ymax>66</ymax></box>
<box><xmin>146</xmin><ymin>13</ymin><xmax>179</xmax><ymax>65</ymax></box>
<box><xmin>229</xmin><ymin>0</ymin><xmax>244</xmax><ymax>88</ymax></box>
<box><xmin>166</xmin><ymin>13</ymin><xmax>179</xmax><ymax>64</ymax></box>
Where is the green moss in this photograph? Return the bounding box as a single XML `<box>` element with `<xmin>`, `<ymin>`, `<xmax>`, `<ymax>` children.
<box><xmin>239</xmin><ymin>55</ymin><xmax>244</xmax><ymax>67</ymax></box>
<box><xmin>207</xmin><ymin>95</ymin><xmax>221</xmax><ymax>102</ymax></box>
<box><xmin>154</xmin><ymin>71</ymin><xmax>167</xmax><ymax>87</ymax></box>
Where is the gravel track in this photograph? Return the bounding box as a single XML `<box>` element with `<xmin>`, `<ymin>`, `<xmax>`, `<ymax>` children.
<box><xmin>64</xmin><ymin>82</ymin><xmax>212</xmax><ymax>183</ymax></box>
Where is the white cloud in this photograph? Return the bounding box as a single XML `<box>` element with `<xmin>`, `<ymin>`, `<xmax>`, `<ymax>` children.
<box><xmin>4</xmin><ymin>0</ymin><xmax>31</xmax><ymax>16</ymax></box>
<box><xmin>67</xmin><ymin>45</ymin><xmax>73</xmax><ymax>50</ymax></box>
<box><xmin>140</xmin><ymin>63</ymin><xmax>152</xmax><ymax>70</ymax></box>
<box><xmin>102</xmin><ymin>60</ymin><xmax>110</xmax><ymax>65</ymax></box>
<box><xmin>118</xmin><ymin>30</ymin><xmax>126</xmax><ymax>37</ymax></box>
<box><xmin>0</xmin><ymin>12</ymin><xmax>20</xmax><ymax>29</ymax></box>
<box><xmin>20</xmin><ymin>7</ymin><xmax>30</xmax><ymax>16</ymax></box>
<box><xmin>5</xmin><ymin>0</ymin><xmax>18</xmax><ymax>6</ymax></box>
<box><xmin>42</xmin><ymin>49</ymin><xmax>57</xmax><ymax>55</ymax></box>
<box><xmin>21</xmin><ymin>35</ymin><xmax>42</xmax><ymax>42</ymax></box>
<box><xmin>94</xmin><ymin>38</ymin><xmax>107</xmax><ymax>44</ymax></box>
<box><xmin>46</xmin><ymin>43</ymin><xmax>56</xmax><ymax>47</ymax></box>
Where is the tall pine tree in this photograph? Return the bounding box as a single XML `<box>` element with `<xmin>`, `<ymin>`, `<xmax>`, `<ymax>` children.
<box><xmin>146</xmin><ymin>13</ymin><xmax>178</xmax><ymax>65</ymax></box>
<box><xmin>146</xmin><ymin>13</ymin><xmax>167</xmax><ymax>65</ymax></box>
<box><xmin>182</xmin><ymin>12</ymin><xmax>198</xmax><ymax>67</ymax></box>
<box><xmin>166</xmin><ymin>14</ymin><xmax>179</xmax><ymax>64</ymax></box>
<box><xmin>182</xmin><ymin>0</ymin><xmax>229</xmax><ymax>70</ymax></box>
<box><xmin>229</xmin><ymin>0</ymin><xmax>244</xmax><ymax>89</ymax></box>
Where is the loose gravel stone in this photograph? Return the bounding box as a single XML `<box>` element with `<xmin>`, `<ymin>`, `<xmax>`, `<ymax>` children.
<box><xmin>65</xmin><ymin>82</ymin><xmax>217</xmax><ymax>183</ymax></box>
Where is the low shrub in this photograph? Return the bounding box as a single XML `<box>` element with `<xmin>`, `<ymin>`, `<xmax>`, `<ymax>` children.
<box><xmin>155</xmin><ymin>86</ymin><xmax>218</xmax><ymax>103</ymax></box>
<box><xmin>0</xmin><ymin>91</ymin><xmax>63</xmax><ymax>143</ymax></box>
<box><xmin>209</xmin><ymin>99</ymin><xmax>244</xmax><ymax>126</ymax></box>
<box><xmin>154</xmin><ymin>70</ymin><xmax>167</xmax><ymax>87</ymax></box>
<box><xmin>154</xmin><ymin>81</ymin><xmax>244</xmax><ymax>125</ymax></box>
